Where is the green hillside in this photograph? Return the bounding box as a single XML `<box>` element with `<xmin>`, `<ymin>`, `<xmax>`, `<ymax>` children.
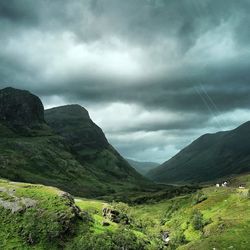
<box><xmin>0</xmin><ymin>174</ymin><xmax>249</xmax><ymax>249</ymax></box>
<box><xmin>45</xmin><ymin>105</ymin><xmax>146</xmax><ymax>186</ymax></box>
<box><xmin>0</xmin><ymin>88</ymin><xmax>150</xmax><ymax>198</ymax></box>
<box><xmin>45</xmin><ymin>105</ymin><xmax>151</xmax><ymax>192</ymax></box>
<box><xmin>0</xmin><ymin>124</ymin><xmax>109</xmax><ymax>197</ymax></box>
<box><xmin>149</xmin><ymin>122</ymin><xmax>250</xmax><ymax>184</ymax></box>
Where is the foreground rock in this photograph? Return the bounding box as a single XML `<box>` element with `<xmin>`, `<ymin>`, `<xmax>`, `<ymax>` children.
<box><xmin>102</xmin><ymin>207</ymin><xmax>130</xmax><ymax>224</ymax></box>
<box><xmin>0</xmin><ymin>186</ymin><xmax>37</xmax><ymax>213</ymax></box>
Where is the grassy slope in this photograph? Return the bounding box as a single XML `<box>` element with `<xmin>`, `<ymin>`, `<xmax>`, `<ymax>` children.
<box><xmin>0</xmin><ymin>122</ymin><xmax>152</xmax><ymax>199</ymax></box>
<box><xmin>44</xmin><ymin>105</ymin><xmax>147</xmax><ymax>185</ymax></box>
<box><xmin>0</xmin><ymin>124</ymin><xmax>108</xmax><ymax>197</ymax></box>
<box><xmin>149</xmin><ymin>122</ymin><xmax>250</xmax><ymax>184</ymax></box>
<box><xmin>0</xmin><ymin>174</ymin><xmax>249</xmax><ymax>249</ymax></box>
<box><xmin>0</xmin><ymin>179</ymin><xmax>88</xmax><ymax>250</ymax></box>
<box><xmin>75</xmin><ymin>174</ymin><xmax>250</xmax><ymax>249</ymax></box>
<box><xmin>0</xmin><ymin>179</ymin><xmax>147</xmax><ymax>250</ymax></box>
<box><xmin>131</xmin><ymin>174</ymin><xmax>250</xmax><ymax>249</ymax></box>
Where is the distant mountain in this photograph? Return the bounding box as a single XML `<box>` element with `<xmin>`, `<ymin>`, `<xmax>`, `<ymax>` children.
<box><xmin>0</xmin><ymin>87</ymin><xmax>150</xmax><ymax>198</ymax></box>
<box><xmin>148</xmin><ymin>122</ymin><xmax>250</xmax><ymax>184</ymax></box>
<box><xmin>126</xmin><ymin>159</ymin><xmax>159</xmax><ymax>175</ymax></box>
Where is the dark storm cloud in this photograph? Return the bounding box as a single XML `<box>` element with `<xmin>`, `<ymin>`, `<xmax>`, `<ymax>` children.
<box><xmin>1</xmin><ymin>0</ymin><xmax>250</xmax><ymax>45</ymax></box>
<box><xmin>30</xmin><ymin>58</ymin><xmax>250</xmax><ymax>114</ymax></box>
<box><xmin>1</xmin><ymin>0</ymin><xmax>250</xmax><ymax>161</ymax></box>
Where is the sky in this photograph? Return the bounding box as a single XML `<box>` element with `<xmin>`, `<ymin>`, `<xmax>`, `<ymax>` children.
<box><xmin>1</xmin><ymin>0</ymin><xmax>250</xmax><ymax>163</ymax></box>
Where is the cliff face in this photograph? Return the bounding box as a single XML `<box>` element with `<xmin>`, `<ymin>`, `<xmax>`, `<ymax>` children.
<box><xmin>45</xmin><ymin>105</ymin><xmax>146</xmax><ymax>182</ymax></box>
<box><xmin>45</xmin><ymin>105</ymin><xmax>109</xmax><ymax>151</ymax></box>
<box><xmin>0</xmin><ymin>87</ymin><xmax>44</xmax><ymax>130</ymax></box>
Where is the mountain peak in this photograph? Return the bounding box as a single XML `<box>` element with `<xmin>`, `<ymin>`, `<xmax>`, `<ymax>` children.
<box><xmin>0</xmin><ymin>87</ymin><xmax>44</xmax><ymax>130</ymax></box>
<box><xmin>46</xmin><ymin>104</ymin><xmax>90</xmax><ymax>119</ymax></box>
<box><xmin>45</xmin><ymin>104</ymin><xmax>108</xmax><ymax>150</ymax></box>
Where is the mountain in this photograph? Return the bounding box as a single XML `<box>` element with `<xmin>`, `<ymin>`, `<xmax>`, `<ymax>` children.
<box><xmin>45</xmin><ymin>105</ymin><xmax>109</xmax><ymax>151</ymax></box>
<box><xmin>45</xmin><ymin>105</ymin><xmax>148</xmax><ymax>189</ymax></box>
<box><xmin>148</xmin><ymin>122</ymin><xmax>250</xmax><ymax>184</ymax></box>
<box><xmin>126</xmin><ymin>159</ymin><xmax>159</xmax><ymax>175</ymax></box>
<box><xmin>0</xmin><ymin>87</ymin><xmax>149</xmax><ymax>198</ymax></box>
<box><xmin>0</xmin><ymin>87</ymin><xmax>50</xmax><ymax>135</ymax></box>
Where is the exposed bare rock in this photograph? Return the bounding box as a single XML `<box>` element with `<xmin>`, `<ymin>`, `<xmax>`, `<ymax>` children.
<box><xmin>0</xmin><ymin>87</ymin><xmax>45</xmax><ymax>131</ymax></box>
<box><xmin>0</xmin><ymin>187</ymin><xmax>37</xmax><ymax>213</ymax></box>
<box><xmin>102</xmin><ymin>207</ymin><xmax>130</xmax><ymax>224</ymax></box>
<box><xmin>0</xmin><ymin>197</ymin><xmax>37</xmax><ymax>213</ymax></box>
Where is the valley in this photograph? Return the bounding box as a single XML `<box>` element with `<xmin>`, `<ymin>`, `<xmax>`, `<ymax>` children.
<box><xmin>1</xmin><ymin>1</ymin><xmax>250</xmax><ymax>249</ymax></box>
<box><xmin>0</xmin><ymin>87</ymin><xmax>249</xmax><ymax>249</ymax></box>
<box><xmin>0</xmin><ymin>174</ymin><xmax>249</xmax><ymax>249</ymax></box>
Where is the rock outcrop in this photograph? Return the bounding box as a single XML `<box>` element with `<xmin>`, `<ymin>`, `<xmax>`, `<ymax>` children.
<box><xmin>102</xmin><ymin>207</ymin><xmax>129</xmax><ymax>224</ymax></box>
<box><xmin>0</xmin><ymin>187</ymin><xmax>37</xmax><ymax>213</ymax></box>
<box><xmin>0</xmin><ymin>87</ymin><xmax>45</xmax><ymax>131</ymax></box>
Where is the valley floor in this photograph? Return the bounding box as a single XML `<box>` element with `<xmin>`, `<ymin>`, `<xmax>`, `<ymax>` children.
<box><xmin>0</xmin><ymin>174</ymin><xmax>249</xmax><ymax>249</ymax></box>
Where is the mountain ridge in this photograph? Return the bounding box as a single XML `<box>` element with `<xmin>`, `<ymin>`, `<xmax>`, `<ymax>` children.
<box><xmin>148</xmin><ymin>122</ymin><xmax>250</xmax><ymax>184</ymax></box>
<box><xmin>0</xmin><ymin>87</ymin><xmax>150</xmax><ymax>198</ymax></box>
<box><xmin>45</xmin><ymin>104</ymin><xmax>144</xmax><ymax>182</ymax></box>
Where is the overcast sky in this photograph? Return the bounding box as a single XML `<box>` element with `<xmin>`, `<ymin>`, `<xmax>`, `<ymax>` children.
<box><xmin>1</xmin><ymin>0</ymin><xmax>250</xmax><ymax>163</ymax></box>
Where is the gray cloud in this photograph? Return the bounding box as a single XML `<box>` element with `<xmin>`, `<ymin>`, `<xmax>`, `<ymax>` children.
<box><xmin>1</xmin><ymin>0</ymin><xmax>250</xmax><ymax>162</ymax></box>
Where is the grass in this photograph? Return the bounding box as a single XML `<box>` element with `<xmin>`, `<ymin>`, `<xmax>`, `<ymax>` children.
<box><xmin>0</xmin><ymin>174</ymin><xmax>249</xmax><ymax>249</ymax></box>
<box><xmin>0</xmin><ymin>179</ymin><xmax>88</xmax><ymax>250</ymax></box>
<box><xmin>67</xmin><ymin>174</ymin><xmax>250</xmax><ymax>249</ymax></box>
<box><xmin>0</xmin><ymin>129</ymin><xmax>154</xmax><ymax>199</ymax></box>
<box><xmin>120</xmin><ymin>174</ymin><xmax>250</xmax><ymax>249</ymax></box>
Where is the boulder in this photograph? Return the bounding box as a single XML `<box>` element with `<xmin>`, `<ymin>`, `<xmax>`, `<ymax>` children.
<box><xmin>102</xmin><ymin>221</ymin><xmax>110</xmax><ymax>226</ymax></box>
<box><xmin>102</xmin><ymin>207</ymin><xmax>129</xmax><ymax>224</ymax></box>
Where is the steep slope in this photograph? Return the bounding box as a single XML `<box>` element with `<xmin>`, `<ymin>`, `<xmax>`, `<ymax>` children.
<box><xmin>45</xmin><ymin>105</ymin><xmax>148</xmax><ymax>187</ymax></box>
<box><xmin>0</xmin><ymin>87</ymin><xmax>148</xmax><ymax>198</ymax></box>
<box><xmin>0</xmin><ymin>87</ymin><xmax>44</xmax><ymax>129</ymax></box>
<box><xmin>0</xmin><ymin>87</ymin><xmax>50</xmax><ymax>135</ymax></box>
<box><xmin>148</xmin><ymin>122</ymin><xmax>250</xmax><ymax>184</ymax></box>
<box><xmin>0</xmin><ymin>87</ymin><xmax>109</xmax><ymax>196</ymax></box>
<box><xmin>127</xmin><ymin>158</ymin><xmax>159</xmax><ymax>175</ymax></box>
<box><xmin>45</xmin><ymin>105</ymin><xmax>109</xmax><ymax>151</ymax></box>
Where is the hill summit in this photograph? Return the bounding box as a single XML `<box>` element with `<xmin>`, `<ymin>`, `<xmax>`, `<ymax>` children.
<box><xmin>45</xmin><ymin>104</ymin><xmax>109</xmax><ymax>150</ymax></box>
<box><xmin>0</xmin><ymin>87</ymin><xmax>45</xmax><ymax>131</ymax></box>
<box><xmin>45</xmin><ymin>104</ymin><xmax>145</xmax><ymax>184</ymax></box>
